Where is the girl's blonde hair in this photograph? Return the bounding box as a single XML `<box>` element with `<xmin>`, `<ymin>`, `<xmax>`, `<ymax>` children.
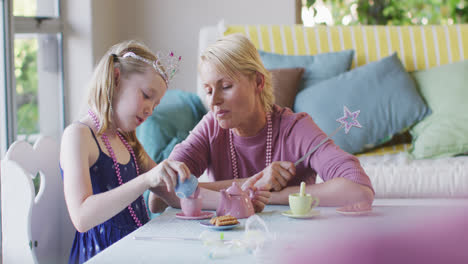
<box><xmin>87</xmin><ymin>40</ymin><xmax>159</xmax><ymax>169</ymax></box>
<box><xmin>199</xmin><ymin>34</ymin><xmax>274</xmax><ymax>113</ymax></box>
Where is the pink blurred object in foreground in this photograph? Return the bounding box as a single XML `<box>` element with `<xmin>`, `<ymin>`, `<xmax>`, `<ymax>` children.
<box><xmin>265</xmin><ymin>206</ymin><xmax>468</xmax><ymax>264</ymax></box>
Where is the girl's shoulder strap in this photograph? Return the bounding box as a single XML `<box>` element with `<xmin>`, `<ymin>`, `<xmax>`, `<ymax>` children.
<box><xmin>75</xmin><ymin>121</ymin><xmax>103</xmax><ymax>153</ymax></box>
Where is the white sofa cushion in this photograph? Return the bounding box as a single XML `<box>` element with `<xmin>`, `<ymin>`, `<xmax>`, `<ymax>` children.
<box><xmin>359</xmin><ymin>153</ymin><xmax>468</xmax><ymax>198</ymax></box>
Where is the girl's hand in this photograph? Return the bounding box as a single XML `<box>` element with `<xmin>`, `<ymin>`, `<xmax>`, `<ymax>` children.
<box><xmin>145</xmin><ymin>160</ymin><xmax>190</xmax><ymax>192</ymax></box>
<box><xmin>252</xmin><ymin>161</ymin><xmax>296</xmax><ymax>191</ymax></box>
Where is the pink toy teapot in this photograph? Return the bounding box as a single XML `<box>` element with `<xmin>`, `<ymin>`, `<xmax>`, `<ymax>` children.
<box><xmin>216</xmin><ymin>182</ymin><xmax>255</xmax><ymax>219</ymax></box>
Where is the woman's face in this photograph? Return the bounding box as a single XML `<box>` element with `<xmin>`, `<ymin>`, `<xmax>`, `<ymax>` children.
<box><xmin>113</xmin><ymin>69</ymin><xmax>166</xmax><ymax>132</ymax></box>
<box><xmin>200</xmin><ymin>61</ymin><xmax>261</xmax><ymax>131</ymax></box>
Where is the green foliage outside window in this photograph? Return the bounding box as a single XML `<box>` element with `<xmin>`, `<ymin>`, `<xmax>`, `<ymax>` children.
<box><xmin>14</xmin><ymin>0</ymin><xmax>39</xmax><ymax>139</ymax></box>
<box><xmin>305</xmin><ymin>0</ymin><xmax>468</xmax><ymax>25</ymax></box>
<box><xmin>15</xmin><ymin>38</ymin><xmax>39</xmax><ymax>136</ymax></box>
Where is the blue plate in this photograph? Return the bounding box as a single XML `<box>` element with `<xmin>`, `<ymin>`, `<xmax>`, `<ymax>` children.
<box><xmin>199</xmin><ymin>220</ymin><xmax>240</xmax><ymax>230</ymax></box>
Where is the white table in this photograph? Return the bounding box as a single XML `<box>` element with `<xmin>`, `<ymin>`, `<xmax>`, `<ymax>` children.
<box><xmin>87</xmin><ymin>199</ymin><xmax>468</xmax><ymax>264</ymax></box>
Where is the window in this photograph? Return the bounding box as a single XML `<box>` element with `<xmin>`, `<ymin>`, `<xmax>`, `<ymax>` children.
<box><xmin>297</xmin><ymin>0</ymin><xmax>467</xmax><ymax>26</ymax></box>
<box><xmin>297</xmin><ymin>0</ymin><xmax>348</xmax><ymax>26</ymax></box>
<box><xmin>1</xmin><ymin>0</ymin><xmax>64</xmax><ymax>156</ymax></box>
<box><xmin>1</xmin><ymin>0</ymin><xmax>63</xmax><ymax>251</ymax></box>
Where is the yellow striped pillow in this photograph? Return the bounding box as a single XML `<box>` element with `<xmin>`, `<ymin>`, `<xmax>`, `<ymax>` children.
<box><xmin>224</xmin><ymin>24</ymin><xmax>468</xmax><ymax>71</ymax></box>
<box><xmin>356</xmin><ymin>143</ymin><xmax>412</xmax><ymax>157</ymax></box>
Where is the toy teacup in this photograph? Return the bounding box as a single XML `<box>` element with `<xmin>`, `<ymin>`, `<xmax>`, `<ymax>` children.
<box><xmin>180</xmin><ymin>187</ymin><xmax>202</xmax><ymax>217</ymax></box>
<box><xmin>288</xmin><ymin>182</ymin><xmax>319</xmax><ymax>216</ymax></box>
<box><xmin>175</xmin><ymin>174</ymin><xmax>198</xmax><ymax>198</ymax></box>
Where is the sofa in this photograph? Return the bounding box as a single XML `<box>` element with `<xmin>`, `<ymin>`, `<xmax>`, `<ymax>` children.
<box><xmin>138</xmin><ymin>22</ymin><xmax>468</xmax><ymax>203</ymax></box>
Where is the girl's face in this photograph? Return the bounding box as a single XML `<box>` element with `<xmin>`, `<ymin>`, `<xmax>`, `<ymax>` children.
<box><xmin>200</xmin><ymin>61</ymin><xmax>263</xmax><ymax>133</ymax></box>
<box><xmin>113</xmin><ymin>69</ymin><xmax>166</xmax><ymax>132</ymax></box>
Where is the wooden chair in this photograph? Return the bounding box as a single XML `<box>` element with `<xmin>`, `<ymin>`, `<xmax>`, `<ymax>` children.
<box><xmin>1</xmin><ymin>136</ymin><xmax>74</xmax><ymax>263</ymax></box>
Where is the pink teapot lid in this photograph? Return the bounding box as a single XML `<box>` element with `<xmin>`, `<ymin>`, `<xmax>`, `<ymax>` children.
<box><xmin>226</xmin><ymin>182</ymin><xmax>243</xmax><ymax>195</ymax></box>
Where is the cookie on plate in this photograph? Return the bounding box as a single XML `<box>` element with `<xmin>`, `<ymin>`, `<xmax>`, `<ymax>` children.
<box><xmin>209</xmin><ymin>215</ymin><xmax>239</xmax><ymax>226</ymax></box>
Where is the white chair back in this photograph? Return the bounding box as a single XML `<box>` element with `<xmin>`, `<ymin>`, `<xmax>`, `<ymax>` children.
<box><xmin>1</xmin><ymin>136</ymin><xmax>74</xmax><ymax>264</ymax></box>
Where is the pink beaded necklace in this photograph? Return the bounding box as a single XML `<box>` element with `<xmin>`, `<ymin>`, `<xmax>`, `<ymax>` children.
<box><xmin>229</xmin><ymin>112</ymin><xmax>272</xmax><ymax>179</ymax></box>
<box><xmin>88</xmin><ymin>110</ymin><xmax>148</xmax><ymax>227</ymax></box>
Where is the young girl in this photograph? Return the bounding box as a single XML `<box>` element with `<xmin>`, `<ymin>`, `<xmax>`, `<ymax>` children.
<box><xmin>60</xmin><ymin>40</ymin><xmax>191</xmax><ymax>263</ymax></box>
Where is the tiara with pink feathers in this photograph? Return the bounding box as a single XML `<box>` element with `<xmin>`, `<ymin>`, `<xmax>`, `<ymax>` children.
<box><xmin>122</xmin><ymin>51</ymin><xmax>181</xmax><ymax>85</ymax></box>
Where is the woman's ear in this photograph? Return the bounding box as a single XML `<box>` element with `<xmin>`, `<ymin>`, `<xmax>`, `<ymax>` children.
<box><xmin>255</xmin><ymin>72</ymin><xmax>265</xmax><ymax>94</ymax></box>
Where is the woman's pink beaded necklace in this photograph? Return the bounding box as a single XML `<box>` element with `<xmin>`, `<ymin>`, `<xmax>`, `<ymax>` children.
<box><xmin>88</xmin><ymin>110</ymin><xmax>148</xmax><ymax>227</ymax></box>
<box><xmin>229</xmin><ymin>112</ymin><xmax>272</xmax><ymax>179</ymax></box>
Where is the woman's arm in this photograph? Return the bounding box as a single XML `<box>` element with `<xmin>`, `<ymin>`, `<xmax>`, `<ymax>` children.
<box><xmin>198</xmin><ymin>178</ymin><xmax>248</xmax><ymax>191</ymax></box>
<box><xmin>149</xmin><ymin>185</ymin><xmax>221</xmax><ymax>210</ymax></box>
<box><xmin>267</xmin><ymin>113</ymin><xmax>374</xmax><ymax>207</ymax></box>
<box><xmin>168</xmin><ymin>114</ymin><xmax>213</xmax><ymax>177</ymax></box>
<box><xmin>269</xmin><ymin>177</ymin><xmax>374</xmax><ymax>206</ymax></box>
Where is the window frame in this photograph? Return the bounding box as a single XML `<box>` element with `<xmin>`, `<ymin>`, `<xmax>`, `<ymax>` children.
<box><xmin>1</xmin><ymin>0</ymin><xmax>64</xmax><ymax>157</ymax></box>
<box><xmin>1</xmin><ymin>0</ymin><xmax>15</xmax><ymax>157</ymax></box>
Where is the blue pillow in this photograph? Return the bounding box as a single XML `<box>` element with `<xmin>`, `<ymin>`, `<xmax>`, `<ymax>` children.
<box><xmin>136</xmin><ymin>89</ymin><xmax>206</xmax><ymax>163</ymax></box>
<box><xmin>293</xmin><ymin>53</ymin><xmax>430</xmax><ymax>154</ymax></box>
<box><xmin>136</xmin><ymin>89</ymin><xmax>206</xmax><ymax>219</ymax></box>
<box><xmin>258</xmin><ymin>50</ymin><xmax>355</xmax><ymax>91</ymax></box>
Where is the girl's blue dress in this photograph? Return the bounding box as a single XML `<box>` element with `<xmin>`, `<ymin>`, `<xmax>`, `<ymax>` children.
<box><xmin>63</xmin><ymin>127</ymin><xmax>150</xmax><ymax>264</ymax></box>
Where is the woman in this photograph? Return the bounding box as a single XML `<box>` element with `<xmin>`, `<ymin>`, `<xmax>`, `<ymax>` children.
<box><xmin>169</xmin><ymin>34</ymin><xmax>374</xmax><ymax>207</ymax></box>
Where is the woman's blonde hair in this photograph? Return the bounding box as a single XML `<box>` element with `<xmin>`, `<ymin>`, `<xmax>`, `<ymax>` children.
<box><xmin>87</xmin><ymin>40</ymin><xmax>159</xmax><ymax>169</ymax></box>
<box><xmin>199</xmin><ymin>34</ymin><xmax>274</xmax><ymax>113</ymax></box>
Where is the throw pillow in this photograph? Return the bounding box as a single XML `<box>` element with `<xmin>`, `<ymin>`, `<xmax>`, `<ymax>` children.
<box><xmin>136</xmin><ymin>89</ymin><xmax>206</xmax><ymax>163</ymax></box>
<box><xmin>270</xmin><ymin>68</ymin><xmax>304</xmax><ymax>109</ymax></box>
<box><xmin>259</xmin><ymin>50</ymin><xmax>354</xmax><ymax>92</ymax></box>
<box><xmin>409</xmin><ymin>59</ymin><xmax>468</xmax><ymax>159</ymax></box>
<box><xmin>294</xmin><ymin>53</ymin><xmax>430</xmax><ymax>154</ymax></box>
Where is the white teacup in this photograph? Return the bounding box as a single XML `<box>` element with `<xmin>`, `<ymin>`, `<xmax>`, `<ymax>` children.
<box><xmin>288</xmin><ymin>193</ymin><xmax>319</xmax><ymax>216</ymax></box>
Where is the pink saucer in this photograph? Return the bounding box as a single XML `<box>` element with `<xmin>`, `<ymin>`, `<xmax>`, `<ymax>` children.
<box><xmin>175</xmin><ymin>211</ymin><xmax>214</xmax><ymax>220</ymax></box>
<box><xmin>336</xmin><ymin>208</ymin><xmax>373</xmax><ymax>216</ymax></box>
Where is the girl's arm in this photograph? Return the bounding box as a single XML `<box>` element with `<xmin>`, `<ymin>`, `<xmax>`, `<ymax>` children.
<box><xmin>168</xmin><ymin>113</ymin><xmax>214</xmax><ymax>178</ymax></box>
<box><xmin>269</xmin><ymin>177</ymin><xmax>374</xmax><ymax>206</ymax></box>
<box><xmin>62</xmin><ymin>125</ymin><xmax>188</xmax><ymax>232</ymax></box>
<box><xmin>61</xmin><ymin>124</ymin><xmax>152</xmax><ymax>232</ymax></box>
<box><xmin>137</xmin><ymin>141</ymin><xmax>222</xmax><ymax>214</ymax></box>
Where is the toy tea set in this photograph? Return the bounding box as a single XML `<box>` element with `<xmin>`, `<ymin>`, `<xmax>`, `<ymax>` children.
<box><xmin>282</xmin><ymin>182</ymin><xmax>320</xmax><ymax>218</ymax></box>
<box><xmin>174</xmin><ymin>173</ymin><xmax>320</xmax><ymax>222</ymax></box>
<box><xmin>174</xmin><ymin>174</ymin><xmax>256</xmax><ymax>223</ymax></box>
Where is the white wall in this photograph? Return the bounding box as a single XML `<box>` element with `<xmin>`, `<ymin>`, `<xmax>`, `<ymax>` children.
<box><xmin>62</xmin><ymin>0</ymin><xmax>95</xmax><ymax>124</ymax></box>
<box><xmin>130</xmin><ymin>0</ymin><xmax>296</xmax><ymax>94</ymax></box>
<box><xmin>63</xmin><ymin>0</ymin><xmax>296</xmax><ymax>124</ymax></box>
<box><xmin>91</xmin><ymin>0</ymin><xmax>121</xmax><ymax>62</ymax></box>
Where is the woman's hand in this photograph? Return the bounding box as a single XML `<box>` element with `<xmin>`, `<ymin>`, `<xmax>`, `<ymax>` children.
<box><xmin>250</xmin><ymin>189</ymin><xmax>271</xmax><ymax>213</ymax></box>
<box><xmin>145</xmin><ymin>160</ymin><xmax>190</xmax><ymax>192</ymax></box>
<box><xmin>242</xmin><ymin>173</ymin><xmax>271</xmax><ymax>213</ymax></box>
<box><xmin>252</xmin><ymin>161</ymin><xmax>296</xmax><ymax>191</ymax></box>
